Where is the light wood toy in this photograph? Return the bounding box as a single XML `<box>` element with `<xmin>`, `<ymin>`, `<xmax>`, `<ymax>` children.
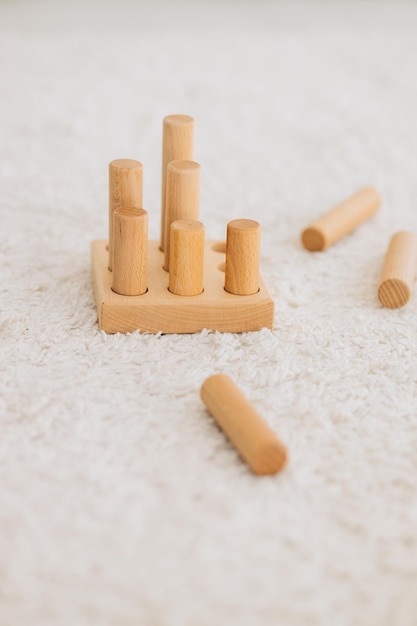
<box><xmin>378</xmin><ymin>231</ymin><xmax>417</xmax><ymax>309</ymax></box>
<box><xmin>302</xmin><ymin>187</ymin><xmax>381</xmax><ymax>251</ymax></box>
<box><xmin>200</xmin><ymin>374</ymin><xmax>287</xmax><ymax>476</ymax></box>
<box><xmin>91</xmin><ymin>115</ymin><xmax>274</xmax><ymax>334</ymax></box>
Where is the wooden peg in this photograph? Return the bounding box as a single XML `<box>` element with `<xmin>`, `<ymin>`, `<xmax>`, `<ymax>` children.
<box><xmin>378</xmin><ymin>231</ymin><xmax>417</xmax><ymax>308</ymax></box>
<box><xmin>200</xmin><ymin>374</ymin><xmax>287</xmax><ymax>476</ymax></box>
<box><xmin>112</xmin><ymin>208</ymin><xmax>148</xmax><ymax>296</ymax></box>
<box><xmin>160</xmin><ymin>115</ymin><xmax>194</xmax><ymax>251</ymax></box>
<box><xmin>302</xmin><ymin>187</ymin><xmax>381</xmax><ymax>251</ymax></box>
<box><xmin>225</xmin><ymin>219</ymin><xmax>260</xmax><ymax>295</ymax></box>
<box><xmin>108</xmin><ymin>159</ymin><xmax>143</xmax><ymax>270</ymax></box>
<box><xmin>169</xmin><ymin>220</ymin><xmax>205</xmax><ymax>296</ymax></box>
<box><xmin>163</xmin><ymin>160</ymin><xmax>200</xmax><ymax>271</ymax></box>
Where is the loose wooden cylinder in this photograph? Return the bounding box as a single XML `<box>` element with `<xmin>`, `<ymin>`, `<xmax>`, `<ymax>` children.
<box><xmin>378</xmin><ymin>231</ymin><xmax>417</xmax><ymax>309</ymax></box>
<box><xmin>302</xmin><ymin>187</ymin><xmax>381</xmax><ymax>251</ymax></box>
<box><xmin>112</xmin><ymin>208</ymin><xmax>148</xmax><ymax>296</ymax></box>
<box><xmin>169</xmin><ymin>220</ymin><xmax>205</xmax><ymax>296</ymax></box>
<box><xmin>163</xmin><ymin>160</ymin><xmax>200</xmax><ymax>271</ymax></box>
<box><xmin>224</xmin><ymin>219</ymin><xmax>260</xmax><ymax>295</ymax></box>
<box><xmin>160</xmin><ymin>115</ymin><xmax>194</xmax><ymax>251</ymax></box>
<box><xmin>200</xmin><ymin>374</ymin><xmax>287</xmax><ymax>476</ymax></box>
<box><xmin>109</xmin><ymin>159</ymin><xmax>143</xmax><ymax>270</ymax></box>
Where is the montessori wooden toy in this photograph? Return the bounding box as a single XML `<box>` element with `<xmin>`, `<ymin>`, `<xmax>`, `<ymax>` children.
<box><xmin>378</xmin><ymin>231</ymin><xmax>417</xmax><ymax>308</ymax></box>
<box><xmin>108</xmin><ymin>159</ymin><xmax>143</xmax><ymax>270</ymax></box>
<box><xmin>112</xmin><ymin>208</ymin><xmax>148</xmax><ymax>296</ymax></box>
<box><xmin>200</xmin><ymin>374</ymin><xmax>287</xmax><ymax>475</ymax></box>
<box><xmin>163</xmin><ymin>160</ymin><xmax>200</xmax><ymax>271</ymax></box>
<box><xmin>225</xmin><ymin>219</ymin><xmax>260</xmax><ymax>295</ymax></box>
<box><xmin>302</xmin><ymin>187</ymin><xmax>380</xmax><ymax>251</ymax></box>
<box><xmin>169</xmin><ymin>220</ymin><xmax>205</xmax><ymax>296</ymax></box>
<box><xmin>91</xmin><ymin>115</ymin><xmax>274</xmax><ymax>334</ymax></box>
<box><xmin>160</xmin><ymin>114</ymin><xmax>194</xmax><ymax>251</ymax></box>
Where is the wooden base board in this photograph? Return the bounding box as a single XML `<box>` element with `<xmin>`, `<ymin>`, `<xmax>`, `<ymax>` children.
<box><xmin>91</xmin><ymin>240</ymin><xmax>274</xmax><ymax>334</ymax></box>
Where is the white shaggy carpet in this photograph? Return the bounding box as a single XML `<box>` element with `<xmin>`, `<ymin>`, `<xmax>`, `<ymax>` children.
<box><xmin>2</xmin><ymin>1</ymin><xmax>417</xmax><ymax>624</ymax></box>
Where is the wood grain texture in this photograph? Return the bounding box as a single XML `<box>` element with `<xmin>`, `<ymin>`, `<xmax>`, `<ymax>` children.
<box><xmin>378</xmin><ymin>231</ymin><xmax>417</xmax><ymax>308</ymax></box>
<box><xmin>112</xmin><ymin>208</ymin><xmax>148</xmax><ymax>296</ymax></box>
<box><xmin>200</xmin><ymin>374</ymin><xmax>287</xmax><ymax>476</ymax></box>
<box><xmin>91</xmin><ymin>239</ymin><xmax>274</xmax><ymax>334</ymax></box>
<box><xmin>169</xmin><ymin>220</ymin><xmax>205</xmax><ymax>296</ymax></box>
<box><xmin>225</xmin><ymin>219</ymin><xmax>260</xmax><ymax>295</ymax></box>
<box><xmin>302</xmin><ymin>187</ymin><xmax>380</xmax><ymax>251</ymax></box>
<box><xmin>160</xmin><ymin>115</ymin><xmax>194</xmax><ymax>251</ymax></box>
<box><xmin>108</xmin><ymin>159</ymin><xmax>143</xmax><ymax>270</ymax></box>
<box><xmin>163</xmin><ymin>160</ymin><xmax>200</xmax><ymax>271</ymax></box>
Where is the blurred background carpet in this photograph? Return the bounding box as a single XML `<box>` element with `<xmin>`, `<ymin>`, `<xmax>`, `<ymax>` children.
<box><xmin>1</xmin><ymin>1</ymin><xmax>417</xmax><ymax>625</ymax></box>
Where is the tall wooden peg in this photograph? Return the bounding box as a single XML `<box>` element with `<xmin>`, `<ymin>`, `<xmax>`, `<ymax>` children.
<box><xmin>108</xmin><ymin>159</ymin><xmax>143</xmax><ymax>270</ymax></box>
<box><xmin>378</xmin><ymin>231</ymin><xmax>417</xmax><ymax>309</ymax></box>
<box><xmin>225</xmin><ymin>219</ymin><xmax>260</xmax><ymax>295</ymax></box>
<box><xmin>112</xmin><ymin>208</ymin><xmax>148</xmax><ymax>296</ymax></box>
<box><xmin>160</xmin><ymin>115</ymin><xmax>194</xmax><ymax>251</ymax></box>
<box><xmin>163</xmin><ymin>160</ymin><xmax>200</xmax><ymax>271</ymax></box>
<box><xmin>169</xmin><ymin>220</ymin><xmax>205</xmax><ymax>296</ymax></box>
<box><xmin>302</xmin><ymin>187</ymin><xmax>380</xmax><ymax>251</ymax></box>
<box><xmin>200</xmin><ymin>374</ymin><xmax>287</xmax><ymax>476</ymax></box>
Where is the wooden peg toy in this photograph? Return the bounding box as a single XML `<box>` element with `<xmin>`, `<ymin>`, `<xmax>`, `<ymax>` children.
<box><xmin>91</xmin><ymin>115</ymin><xmax>274</xmax><ymax>334</ymax></box>
<box><xmin>164</xmin><ymin>160</ymin><xmax>200</xmax><ymax>271</ymax></box>
<box><xmin>200</xmin><ymin>374</ymin><xmax>287</xmax><ymax>476</ymax></box>
<box><xmin>160</xmin><ymin>114</ymin><xmax>194</xmax><ymax>252</ymax></box>
<box><xmin>108</xmin><ymin>159</ymin><xmax>143</xmax><ymax>270</ymax></box>
<box><xmin>302</xmin><ymin>187</ymin><xmax>380</xmax><ymax>251</ymax></box>
<box><xmin>169</xmin><ymin>220</ymin><xmax>205</xmax><ymax>296</ymax></box>
<box><xmin>378</xmin><ymin>231</ymin><xmax>417</xmax><ymax>309</ymax></box>
<box><xmin>225</xmin><ymin>219</ymin><xmax>260</xmax><ymax>295</ymax></box>
<box><xmin>112</xmin><ymin>208</ymin><xmax>148</xmax><ymax>296</ymax></box>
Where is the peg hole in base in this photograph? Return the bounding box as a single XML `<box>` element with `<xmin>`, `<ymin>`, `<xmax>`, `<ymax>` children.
<box><xmin>212</xmin><ymin>242</ymin><xmax>226</xmax><ymax>253</ymax></box>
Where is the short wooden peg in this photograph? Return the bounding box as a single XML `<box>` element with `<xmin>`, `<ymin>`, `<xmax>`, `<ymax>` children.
<box><xmin>200</xmin><ymin>374</ymin><xmax>287</xmax><ymax>476</ymax></box>
<box><xmin>112</xmin><ymin>207</ymin><xmax>148</xmax><ymax>296</ymax></box>
<box><xmin>225</xmin><ymin>219</ymin><xmax>260</xmax><ymax>295</ymax></box>
<box><xmin>302</xmin><ymin>187</ymin><xmax>380</xmax><ymax>251</ymax></box>
<box><xmin>169</xmin><ymin>220</ymin><xmax>205</xmax><ymax>296</ymax></box>
<box><xmin>160</xmin><ymin>115</ymin><xmax>194</xmax><ymax>251</ymax></box>
<box><xmin>164</xmin><ymin>160</ymin><xmax>200</xmax><ymax>271</ymax></box>
<box><xmin>108</xmin><ymin>159</ymin><xmax>143</xmax><ymax>270</ymax></box>
<box><xmin>378</xmin><ymin>231</ymin><xmax>417</xmax><ymax>309</ymax></box>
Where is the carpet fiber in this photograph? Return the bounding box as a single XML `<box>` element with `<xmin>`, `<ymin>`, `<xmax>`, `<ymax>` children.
<box><xmin>2</xmin><ymin>1</ymin><xmax>417</xmax><ymax>624</ymax></box>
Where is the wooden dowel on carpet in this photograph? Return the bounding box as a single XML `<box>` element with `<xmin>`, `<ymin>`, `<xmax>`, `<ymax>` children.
<box><xmin>163</xmin><ymin>160</ymin><xmax>200</xmax><ymax>271</ymax></box>
<box><xmin>301</xmin><ymin>187</ymin><xmax>381</xmax><ymax>251</ymax></box>
<box><xmin>200</xmin><ymin>374</ymin><xmax>287</xmax><ymax>476</ymax></box>
<box><xmin>378</xmin><ymin>231</ymin><xmax>417</xmax><ymax>308</ymax></box>
<box><xmin>160</xmin><ymin>114</ymin><xmax>194</xmax><ymax>252</ymax></box>
<box><xmin>112</xmin><ymin>207</ymin><xmax>148</xmax><ymax>296</ymax></box>
<box><xmin>169</xmin><ymin>220</ymin><xmax>205</xmax><ymax>296</ymax></box>
<box><xmin>224</xmin><ymin>219</ymin><xmax>260</xmax><ymax>295</ymax></box>
<box><xmin>108</xmin><ymin>159</ymin><xmax>143</xmax><ymax>270</ymax></box>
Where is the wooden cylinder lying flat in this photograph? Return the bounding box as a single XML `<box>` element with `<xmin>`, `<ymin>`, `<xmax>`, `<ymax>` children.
<box><xmin>169</xmin><ymin>220</ymin><xmax>205</xmax><ymax>296</ymax></box>
<box><xmin>378</xmin><ymin>231</ymin><xmax>417</xmax><ymax>309</ymax></box>
<box><xmin>163</xmin><ymin>160</ymin><xmax>200</xmax><ymax>271</ymax></box>
<box><xmin>112</xmin><ymin>207</ymin><xmax>148</xmax><ymax>296</ymax></box>
<box><xmin>225</xmin><ymin>219</ymin><xmax>260</xmax><ymax>295</ymax></box>
<box><xmin>109</xmin><ymin>159</ymin><xmax>143</xmax><ymax>270</ymax></box>
<box><xmin>160</xmin><ymin>115</ymin><xmax>194</xmax><ymax>251</ymax></box>
<box><xmin>200</xmin><ymin>374</ymin><xmax>287</xmax><ymax>476</ymax></box>
<box><xmin>302</xmin><ymin>187</ymin><xmax>381</xmax><ymax>251</ymax></box>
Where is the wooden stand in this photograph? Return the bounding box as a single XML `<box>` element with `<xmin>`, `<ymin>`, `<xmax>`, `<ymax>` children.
<box><xmin>91</xmin><ymin>239</ymin><xmax>274</xmax><ymax>334</ymax></box>
<box><xmin>91</xmin><ymin>115</ymin><xmax>274</xmax><ymax>335</ymax></box>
